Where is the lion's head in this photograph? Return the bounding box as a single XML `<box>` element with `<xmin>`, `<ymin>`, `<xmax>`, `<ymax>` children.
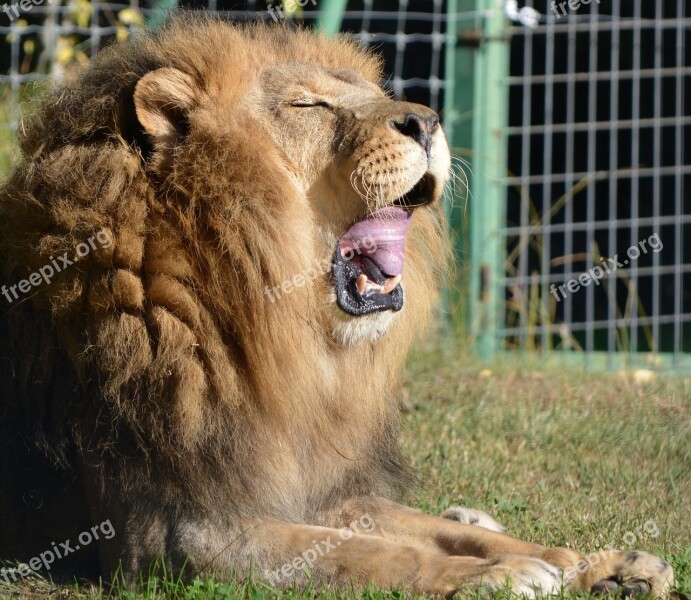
<box><xmin>0</xmin><ymin>16</ymin><xmax>449</xmax><ymax>520</ymax></box>
<box><xmin>127</xmin><ymin>21</ymin><xmax>450</xmax><ymax>346</ymax></box>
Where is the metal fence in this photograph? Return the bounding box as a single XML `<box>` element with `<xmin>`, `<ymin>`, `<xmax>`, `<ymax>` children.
<box><xmin>1</xmin><ymin>0</ymin><xmax>689</xmax><ymax>369</ymax></box>
<box><xmin>501</xmin><ymin>0</ymin><xmax>690</xmax><ymax>368</ymax></box>
<box><xmin>0</xmin><ymin>1</ymin><xmax>455</xmax><ymax>130</ymax></box>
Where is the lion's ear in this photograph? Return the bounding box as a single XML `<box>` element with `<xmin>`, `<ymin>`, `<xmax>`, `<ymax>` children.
<box><xmin>134</xmin><ymin>68</ymin><xmax>198</xmax><ymax>154</ymax></box>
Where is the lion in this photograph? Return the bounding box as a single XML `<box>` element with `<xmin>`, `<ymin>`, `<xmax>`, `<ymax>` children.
<box><xmin>0</xmin><ymin>15</ymin><xmax>675</xmax><ymax>597</ymax></box>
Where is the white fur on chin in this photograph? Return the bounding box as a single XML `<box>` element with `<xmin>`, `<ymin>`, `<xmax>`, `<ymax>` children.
<box><xmin>329</xmin><ymin>293</ymin><xmax>401</xmax><ymax>345</ymax></box>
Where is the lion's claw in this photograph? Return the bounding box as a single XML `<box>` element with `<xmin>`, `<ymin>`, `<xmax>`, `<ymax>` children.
<box><xmin>592</xmin><ymin>578</ymin><xmax>654</xmax><ymax>598</ymax></box>
<box><xmin>621</xmin><ymin>581</ymin><xmax>652</xmax><ymax>597</ymax></box>
<box><xmin>593</xmin><ymin>579</ymin><xmax>622</xmax><ymax>594</ymax></box>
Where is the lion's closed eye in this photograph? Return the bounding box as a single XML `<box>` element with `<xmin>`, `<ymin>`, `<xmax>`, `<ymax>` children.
<box><xmin>289</xmin><ymin>99</ymin><xmax>332</xmax><ymax>108</ymax></box>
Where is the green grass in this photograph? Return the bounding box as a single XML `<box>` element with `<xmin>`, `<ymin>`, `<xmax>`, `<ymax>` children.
<box><xmin>0</xmin><ymin>82</ymin><xmax>48</xmax><ymax>178</ymax></box>
<box><xmin>402</xmin><ymin>344</ymin><xmax>690</xmax><ymax>596</ymax></box>
<box><xmin>1</xmin><ymin>342</ymin><xmax>689</xmax><ymax>599</ymax></box>
<box><xmin>0</xmin><ymin>122</ymin><xmax>17</xmax><ymax>179</ymax></box>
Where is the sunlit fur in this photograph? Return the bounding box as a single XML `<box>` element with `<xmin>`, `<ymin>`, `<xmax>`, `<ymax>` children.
<box><xmin>0</xmin><ymin>15</ymin><xmax>448</xmax><ymax>579</ymax></box>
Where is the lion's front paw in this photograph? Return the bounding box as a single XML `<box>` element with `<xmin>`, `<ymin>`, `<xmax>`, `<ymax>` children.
<box><xmin>441</xmin><ymin>506</ymin><xmax>505</xmax><ymax>533</ymax></box>
<box><xmin>589</xmin><ymin>551</ymin><xmax>675</xmax><ymax>599</ymax></box>
<box><xmin>477</xmin><ymin>554</ymin><xmax>563</xmax><ymax>598</ymax></box>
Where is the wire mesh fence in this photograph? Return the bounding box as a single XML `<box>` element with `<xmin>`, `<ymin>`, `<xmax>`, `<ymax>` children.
<box><xmin>503</xmin><ymin>0</ymin><xmax>690</xmax><ymax>367</ymax></box>
<box><xmin>0</xmin><ymin>1</ymin><xmax>456</xmax><ymax>129</ymax></box>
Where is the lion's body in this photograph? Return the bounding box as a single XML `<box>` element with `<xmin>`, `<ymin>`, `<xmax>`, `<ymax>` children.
<box><xmin>0</xmin><ymin>17</ymin><xmax>675</xmax><ymax>597</ymax></box>
<box><xmin>0</xmin><ymin>16</ymin><xmax>437</xmax><ymax>579</ymax></box>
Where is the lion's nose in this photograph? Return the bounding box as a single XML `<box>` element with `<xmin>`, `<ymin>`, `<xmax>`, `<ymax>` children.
<box><xmin>392</xmin><ymin>113</ymin><xmax>440</xmax><ymax>156</ymax></box>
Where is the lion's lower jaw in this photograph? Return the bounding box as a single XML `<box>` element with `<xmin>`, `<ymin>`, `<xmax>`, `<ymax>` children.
<box><xmin>328</xmin><ymin>299</ymin><xmax>401</xmax><ymax>345</ymax></box>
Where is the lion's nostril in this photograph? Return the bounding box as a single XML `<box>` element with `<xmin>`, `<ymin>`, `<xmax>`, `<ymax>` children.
<box><xmin>392</xmin><ymin>113</ymin><xmax>439</xmax><ymax>155</ymax></box>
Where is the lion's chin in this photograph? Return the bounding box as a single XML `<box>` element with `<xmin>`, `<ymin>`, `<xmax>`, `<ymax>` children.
<box><xmin>328</xmin><ymin>300</ymin><xmax>401</xmax><ymax>345</ymax></box>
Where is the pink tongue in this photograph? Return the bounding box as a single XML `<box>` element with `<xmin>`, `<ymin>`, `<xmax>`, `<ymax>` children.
<box><xmin>339</xmin><ymin>207</ymin><xmax>412</xmax><ymax>277</ymax></box>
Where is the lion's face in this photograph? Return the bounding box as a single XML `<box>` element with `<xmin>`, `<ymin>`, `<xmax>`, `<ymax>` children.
<box><xmin>133</xmin><ymin>32</ymin><xmax>449</xmax><ymax>346</ymax></box>
<box><xmin>248</xmin><ymin>63</ymin><xmax>450</xmax><ymax>342</ymax></box>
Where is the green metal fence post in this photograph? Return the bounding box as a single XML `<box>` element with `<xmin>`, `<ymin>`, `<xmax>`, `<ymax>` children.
<box><xmin>471</xmin><ymin>0</ymin><xmax>508</xmax><ymax>359</ymax></box>
<box><xmin>147</xmin><ymin>0</ymin><xmax>179</xmax><ymax>29</ymax></box>
<box><xmin>443</xmin><ymin>0</ymin><xmax>476</xmax><ymax>341</ymax></box>
<box><xmin>445</xmin><ymin>0</ymin><xmax>508</xmax><ymax>359</ymax></box>
<box><xmin>316</xmin><ymin>0</ymin><xmax>348</xmax><ymax>36</ymax></box>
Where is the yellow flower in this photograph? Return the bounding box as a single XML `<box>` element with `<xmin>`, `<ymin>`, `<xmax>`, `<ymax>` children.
<box><xmin>71</xmin><ymin>0</ymin><xmax>93</xmax><ymax>29</ymax></box>
<box><xmin>118</xmin><ymin>8</ymin><xmax>144</xmax><ymax>27</ymax></box>
<box><xmin>6</xmin><ymin>19</ymin><xmax>28</xmax><ymax>43</ymax></box>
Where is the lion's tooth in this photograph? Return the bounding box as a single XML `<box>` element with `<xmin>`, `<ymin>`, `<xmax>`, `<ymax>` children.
<box><xmin>382</xmin><ymin>275</ymin><xmax>401</xmax><ymax>294</ymax></box>
<box><xmin>356</xmin><ymin>274</ymin><xmax>368</xmax><ymax>295</ymax></box>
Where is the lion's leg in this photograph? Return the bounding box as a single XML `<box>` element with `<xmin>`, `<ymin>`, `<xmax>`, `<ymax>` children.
<box><xmin>321</xmin><ymin>497</ymin><xmax>549</xmax><ymax>558</ymax></box>
<box><xmin>321</xmin><ymin>497</ymin><xmax>675</xmax><ymax>597</ymax></box>
<box><xmin>93</xmin><ymin>509</ymin><xmax>563</xmax><ymax>596</ymax></box>
<box><xmin>222</xmin><ymin>520</ymin><xmax>565</xmax><ymax>598</ymax></box>
<box><xmin>90</xmin><ymin>501</ymin><xmax>673</xmax><ymax>598</ymax></box>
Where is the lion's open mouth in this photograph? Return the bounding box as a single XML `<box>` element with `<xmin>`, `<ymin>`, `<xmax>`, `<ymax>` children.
<box><xmin>332</xmin><ymin>205</ymin><xmax>412</xmax><ymax>316</ymax></box>
<box><xmin>332</xmin><ymin>174</ymin><xmax>436</xmax><ymax>317</ymax></box>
